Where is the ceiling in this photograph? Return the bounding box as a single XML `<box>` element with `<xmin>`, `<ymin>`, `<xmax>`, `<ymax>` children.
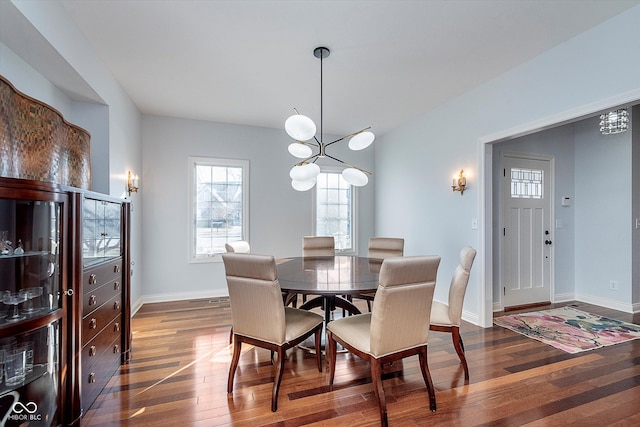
<box><xmin>10</xmin><ymin>1</ymin><xmax>640</xmax><ymax>136</ymax></box>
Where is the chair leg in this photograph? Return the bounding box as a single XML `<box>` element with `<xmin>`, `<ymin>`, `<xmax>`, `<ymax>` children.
<box><xmin>418</xmin><ymin>348</ymin><xmax>437</xmax><ymax>412</ymax></box>
<box><xmin>370</xmin><ymin>360</ymin><xmax>388</xmax><ymax>427</ymax></box>
<box><xmin>314</xmin><ymin>327</ymin><xmax>322</xmax><ymax>372</ymax></box>
<box><xmin>451</xmin><ymin>326</ymin><xmax>469</xmax><ymax>381</ymax></box>
<box><xmin>327</xmin><ymin>330</ymin><xmax>337</xmax><ymax>386</ymax></box>
<box><xmin>227</xmin><ymin>338</ymin><xmax>242</xmax><ymax>393</ymax></box>
<box><xmin>271</xmin><ymin>347</ymin><xmax>286</xmax><ymax>412</ymax></box>
<box><xmin>229</xmin><ymin>327</ymin><xmax>233</xmax><ymax>344</ymax></box>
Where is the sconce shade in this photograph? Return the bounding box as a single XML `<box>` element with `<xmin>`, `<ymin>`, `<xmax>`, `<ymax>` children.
<box><xmin>290</xmin><ymin>163</ymin><xmax>321</xmax><ymax>181</ymax></box>
<box><xmin>285</xmin><ymin>114</ymin><xmax>316</xmax><ymax>141</ymax></box>
<box><xmin>348</xmin><ymin>131</ymin><xmax>375</xmax><ymax>151</ymax></box>
<box><xmin>292</xmin><ymin>178</ymin><xmax>317</xmax><ymax>191</ymax></box>
<box><xmin>342</xmin><ymin>168</ymin><xmax>368</xmax><ymax>187</ymax></box>
<box><xmin>599</xmin><ymin>108</ymin><xmax>628</xmax><ymax>135</ymax></box>
<box><xmin>288</xmin><ymin>142</ymin><xmax>313</xmax><ymax>159</ymax></box>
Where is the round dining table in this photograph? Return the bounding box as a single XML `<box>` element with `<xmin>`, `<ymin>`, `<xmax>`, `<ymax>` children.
<box><xmin>276</xmin><ymin>255</ymin><xmax>382</xmax><ymax>325</ymax></box>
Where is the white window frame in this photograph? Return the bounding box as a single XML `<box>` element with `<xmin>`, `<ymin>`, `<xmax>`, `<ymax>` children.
<box><xmin>187</xmin><ymin>156</ymin><xmax>249</xmax><ymax>263</ymax></box>
<box><xmin>312</xmin><ymin>166</ymin><xmax>358</xmax><ymax>255</ymax></box>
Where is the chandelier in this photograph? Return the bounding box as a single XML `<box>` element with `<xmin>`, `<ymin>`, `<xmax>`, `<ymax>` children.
<box><xmin>285</xmin><ymin>47</ymin><xmax>374</xmax><ymax>191</ymax></box>
<box><xmin>599</xmin><ymin>108</ymin><xmax>629</xmax><ymax>135</ymax></box>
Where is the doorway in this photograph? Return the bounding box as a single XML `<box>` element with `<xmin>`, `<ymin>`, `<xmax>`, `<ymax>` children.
<box><xmin>499</xmin><ymin>152</ymin><xmax>553</xmax><ymax>308</ymax></box>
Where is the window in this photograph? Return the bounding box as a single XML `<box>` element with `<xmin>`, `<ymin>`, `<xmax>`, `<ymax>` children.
<box><xmin>188</xmin><ymin>157</ymin><xmax>249</xmax><ymax>262</ymax></box>
<box><xmin>313</xmin><ymin>169</ymin><xmax>356</xmax><ymax>253</ymax></box>
<box><xmin>510</xmin><ymin>167</ymin><xmax>543</xmax><ymax>199</ymax></box>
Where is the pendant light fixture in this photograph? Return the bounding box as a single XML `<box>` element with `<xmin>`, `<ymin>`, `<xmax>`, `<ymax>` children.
<box><xmin>285</xmin><ymin>47</ymin><xmax>374</xmax><ymax>191</ymax></box>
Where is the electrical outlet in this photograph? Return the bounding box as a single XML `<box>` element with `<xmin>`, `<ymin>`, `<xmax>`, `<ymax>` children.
<box><xmin>609</xmin><ymin>280</ymin><xmax>618</xmax><ymax>291</ymax></box>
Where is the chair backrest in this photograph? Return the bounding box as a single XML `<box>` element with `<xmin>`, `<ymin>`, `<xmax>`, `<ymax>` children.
<box><xmin>302</xmin><ymin>236</ymin><xmax>335</xmax><ymax>257</ymax></box>
<box><xmin>225</xmin><ymin>240</ymin><xmax>251</xmax><ymax>253</ymax></box>
<box><xmin>222</xmin><ymin>253</ymin><xmax>286</xmax><ymax>344</ymax></box>
<box><xmin>447</xmin><ymin>246</ymin><xmax>477</xmax><ymax>326</ymax></box>
<box><xmin>368</xmin><ymin>237</ymin><xmax>404</xmax><ymax>259</ymax></box>
<box><xmin>370</xmin><ymin>255</ymin><xmax>440</xmax><ymax>357</ymax></box>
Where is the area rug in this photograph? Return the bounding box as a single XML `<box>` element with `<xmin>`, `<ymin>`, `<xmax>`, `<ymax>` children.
<box><xmin>493</xmin><ymin>306</ymin><xmax>640</xmax><ymax>354</ymax></box>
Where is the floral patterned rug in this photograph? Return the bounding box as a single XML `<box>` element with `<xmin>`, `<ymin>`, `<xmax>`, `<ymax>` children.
<box><xmin>493</xmin><ymin>306</ymin><xmax>640</xmax><ymax>353</ymax></box>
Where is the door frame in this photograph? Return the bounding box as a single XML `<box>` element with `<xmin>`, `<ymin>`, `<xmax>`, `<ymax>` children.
<box><xmin>498</xmin><ymin>151</ymin><xmax>555</xmax><ymax>309</ymax></box>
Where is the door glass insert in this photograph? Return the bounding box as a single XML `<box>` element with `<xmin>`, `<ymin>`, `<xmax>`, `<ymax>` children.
<box><xmin>510</xmin><ymin>168</ymin><xmax>543</xmax><ymax>199</ymax></box>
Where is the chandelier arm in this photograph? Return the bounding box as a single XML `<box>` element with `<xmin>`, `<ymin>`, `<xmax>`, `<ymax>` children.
<box><xmin>295</xmin><ymin>153</ymin><xmax>320</xmax><ymax>166</ymax></box>
<box><xmin>294</xmin><ymin>140</ymin><xmax>316</xmax><ymax>147</ymax></box>
<box><xmin>325</xmin><ymin>126</ymin><xmax>373</xmax><ymax>147</ymax></box>
<box><xmin>324</xmin><ymin>154</ymin><xmax>372</xmax><ymax>175</ymax></box>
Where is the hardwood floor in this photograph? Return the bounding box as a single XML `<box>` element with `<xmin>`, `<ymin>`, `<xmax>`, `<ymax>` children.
<box><xmin>82</xmin><ymin>299</ymin><xmax>640</xmax><ymax>426</ymax></box>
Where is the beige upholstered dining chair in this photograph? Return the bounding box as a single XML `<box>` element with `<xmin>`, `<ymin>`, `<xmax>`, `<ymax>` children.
<box><xmin>222</xmin><ymin>253</ymin><xmax>323</xmax><ymax>412</ymax></box>
<box><xmin>327</xmin><ymin>255</ymin><xmax>441</xmax><ymax>427</ymax></box>
<box><xmin>302</xmin><ymin>236</ymin><xmax>335</xmax><ymax>257</ymax></box>
<box><xmin>298</xmin><ymin>236</ymin><xmax>335</xmax><ymax>304</ymax></box>
<box><xmin>368</xmin><ymin>237</ymin><xmax>404</xmax><ymax>259</ymax></box>
<box><xmin>430</xmin><ymin>246</ymin><xmax>477</xmax><ymax>382</ymax></box>
<box><xmin>359</xmin><ymin>237</ymin><xmax>405</xmax><ymax>310</ymax></box>
<box><xmin>224</xmin><ymin>240</ymin><xmax>251</xmax><ymax>253</ymax></box>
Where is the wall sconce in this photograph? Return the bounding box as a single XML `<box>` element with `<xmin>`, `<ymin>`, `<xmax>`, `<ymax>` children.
<box><xmin>452</xmin><ymin>169</ymin><xmax>466</xmax><ymax>195</ymax></box>
<box><xmin>127</xmin><ymin>171</ymin><xmax>139</xmax><ymax>196</ymax></box>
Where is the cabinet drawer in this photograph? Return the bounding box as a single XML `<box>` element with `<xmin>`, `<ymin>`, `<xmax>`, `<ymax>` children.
<box><xmin>82</xmin><ymin>317</ymin><xmax>123</xmax><ymax>371</ymax></box>
<box><xmin>82</xmin><ymin>294</ymin><xmax>122</xmax><ymax>345</ymax></box>
<box><xmin>83</xmin><ymin>278</ymin><xmax>122</xmax><ymax>316</ymax></box>
<box><xmin>83</xmin><ymin>259</ymin><xmax>123</xmax><ymax>294</ymax></box>
<box><xmin>81</xmin><ymin>334</ymin><xmax>121</xmax><ymax>412</ymax></box>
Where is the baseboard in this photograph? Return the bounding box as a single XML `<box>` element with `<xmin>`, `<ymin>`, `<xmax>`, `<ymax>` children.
<box><xmin>131</xmin><ymin>297</ymin><xmax>144</xmax><ymax>316</ymax></box>
<box><xmin>553</xmin><ymin>293</ymin><xmax>575</xmax><ymax>303</ymax></box>
<box><xmin>493</xmin><ymin>302</ymin><xmax>502</xmax><ymax>312</ymax></box>
<box><xmin>142</xmin><ymin>289</ymin><xmax>229</xmax><ymax>305</ymax></box>
<box><xmin>574</xmin><ymin>293</ymin><xmax>634</xmax><ymax>313</ymax></box>
<box><xmin>461</xmin><ymin>309</ymin><xmax>479</xmax><ymax>326</ymax></box>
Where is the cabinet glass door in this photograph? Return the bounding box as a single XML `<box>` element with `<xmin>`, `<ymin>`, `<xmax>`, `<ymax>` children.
<box><xmin>0</xmin><ymin>200</ymin><xmax>62</xmax><ymax>318</ymax></box>
<box><xmin>0</xmin><ymin>195</ymin><xmax>63</xmax><ymax>426</ymax></box>
<box><xmin>83</xmin><ymin>198</ymin><xmax>121</xmax><ymax>266</ymax></box>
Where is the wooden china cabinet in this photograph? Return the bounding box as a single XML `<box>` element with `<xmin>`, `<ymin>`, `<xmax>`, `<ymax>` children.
<box><xmin>0</xmin><ymin>177</ymin><xmax>130</xmax><ymax>426</ymax></box>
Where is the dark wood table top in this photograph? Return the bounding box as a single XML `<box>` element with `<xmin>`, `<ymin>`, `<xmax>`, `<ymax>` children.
<box><xmin>276</xmin><ymin>255</ymin><xmax>381</xmax><ymax>295</ymax></box>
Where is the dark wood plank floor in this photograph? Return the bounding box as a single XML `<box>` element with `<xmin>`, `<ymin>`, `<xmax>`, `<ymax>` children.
<box><xmin>82</xmin><ymin>299</ymin><xmax>640</xmax><ymax>426</ymax></box>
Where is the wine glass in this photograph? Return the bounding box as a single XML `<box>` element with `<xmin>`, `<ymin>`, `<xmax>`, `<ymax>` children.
<box><xmin>19</xmin><ymin>287</ymin><xmax>43</xmax><ymax>313</ymax></box>
<box><xmin>2</xmin><ymin>291</ymin><xmax>28</xmax><ymax>321</ymax></box>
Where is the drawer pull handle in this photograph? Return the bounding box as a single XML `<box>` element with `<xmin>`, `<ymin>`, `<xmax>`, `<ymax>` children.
<box><xmin>114</xmin><ymin>282</ymin><xmax>121</xmax><ymax>291</ymax></box>
<box><xmin>89</xmin><ymin>318</ymin><xmax>97</xmax><ymax>329</ymax></box>
<box><xmin>89</xmin><ymin>373</ymin><xmax>96</xmax><ymax>383</ymax></box>
<box><xmin>113</xmin><ymin>344</ymin><xmax>120</xmax><ymax>353</ymax></box>
<box><xmin>89</xmin><ymin>295</ymin><xmax>97</xmax><ymax>305</ymax></box>
<box><xmin>114</xmin><ymin>322</ymin><xmax>120</xmax><ymax>332</ymax></box>
<box><xmin>89</xmin><ymin>274</ymin><xmax>97</xmax><ymax>285</ymax></box>
<box><xmin>114</xmin><ymin>301</ymin><xmax>121</xmax><ymax>310</ymax></box>
<box><xmin>114</xmin><ymin>265</ymin><xmax>121</xmax><ymax>273</ymax></box>
<box><xmin>89</xmin><ymin>345</ymin><xmax>97</xmax><ymax>357</ymax></box>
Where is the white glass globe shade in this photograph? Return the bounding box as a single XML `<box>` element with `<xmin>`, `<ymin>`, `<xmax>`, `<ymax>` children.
<box><xmin>291</xmin><ymin>179</ymin><xmax>316</xmax><ymax>191</ymax></box>
<box><xmin>348</xmin><ymin>131</ymin><xmax>375</xmax><ymax>151</ymax></box>
<box><xmin>342</xmin><ymin>168</ymin><xmax>368</xmax><ymax>187</ymax></box>
<box><xmin>285</xmin><ymin>114</ymin><xmax>316</xmax><ymax>141</ymax></box>
<box><xmin>287</xmin><ymin>142</ymin><xmax>313</xmax><ymax>159</ymax></box>
<box><xmin>289</xmin><ymin>163</ymin><xmax>320</xmax><ymax>181</ymax></box>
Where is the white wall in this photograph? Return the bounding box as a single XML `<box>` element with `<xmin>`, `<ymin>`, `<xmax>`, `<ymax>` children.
<box><xmin>141</xmin><ymin>115</ymin><xmax>375</xmax><ymax>301</ymax></box>
<box><xmin>376</xmin><ymin>5</ymin><xmax>640</xmax><ymax>326</ymax></box>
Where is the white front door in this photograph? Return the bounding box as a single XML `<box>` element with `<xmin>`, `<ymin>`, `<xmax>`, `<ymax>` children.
<box><xmin>501</xmin><ymin>153</ymin><xmax>553</xmax><ymax>308</ymax></box>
